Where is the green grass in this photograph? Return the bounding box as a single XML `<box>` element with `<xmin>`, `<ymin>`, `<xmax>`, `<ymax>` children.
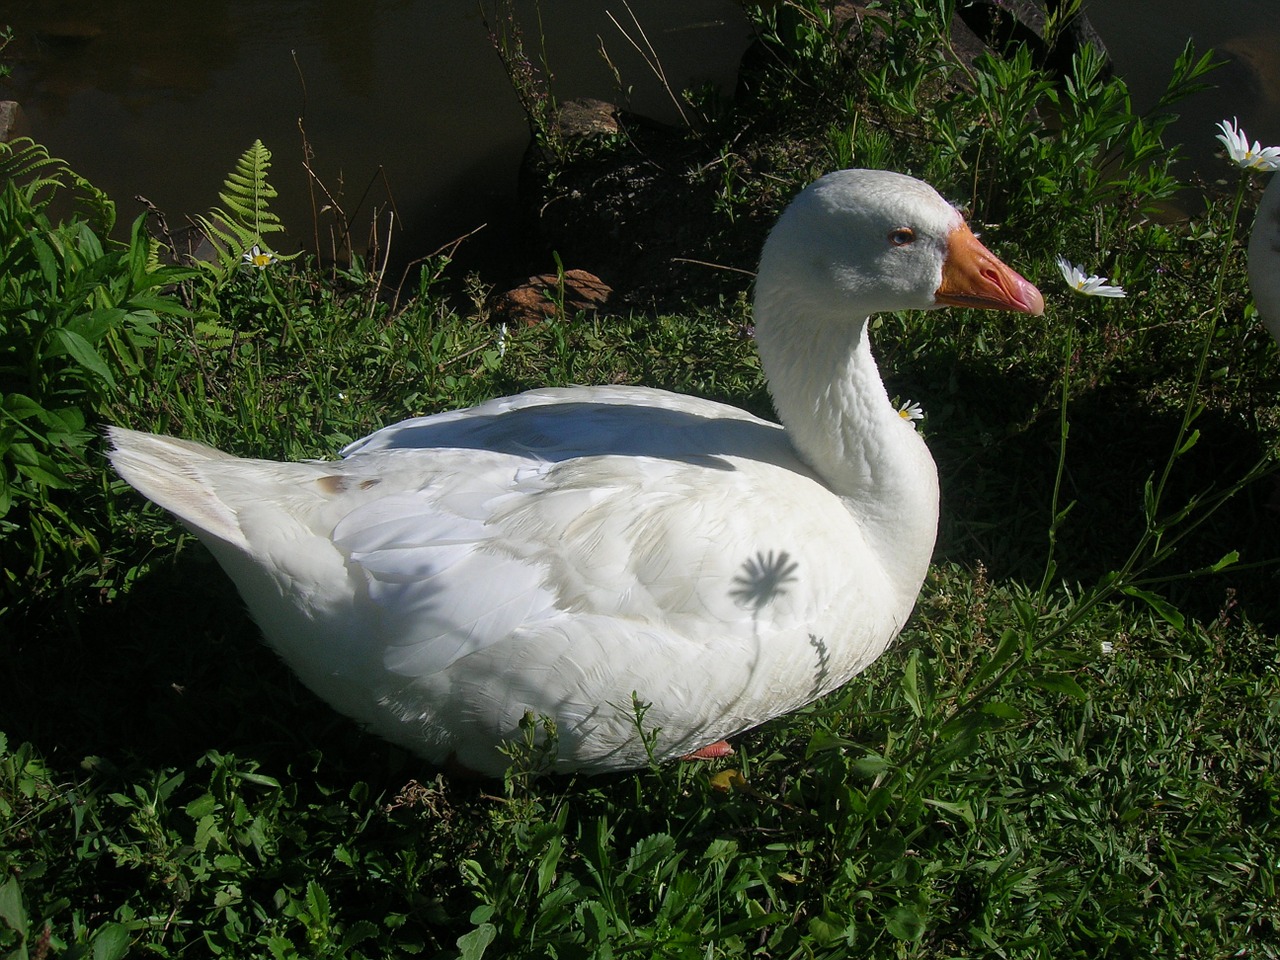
<box><xmin>3</xmin><ymin>0</ymin><xmax>1280</xmax><ymax>956</ymax></box>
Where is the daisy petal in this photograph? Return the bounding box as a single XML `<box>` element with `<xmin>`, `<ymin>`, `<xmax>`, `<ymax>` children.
<box><xmin>242</xmin><ymin>244</ymin><xmax>276</xmax><ymax>269</ymax></box>
<box><xmin>1057</xmin><ymin>256</ymin><xmax>1126</xmax><ymax>298</ymax></box>
<box><xmin>1216</xmin><ymin>117</ymin><xmax>1280</xmax><ymax>172</ymax></box>
<box><xmin>896</xmin><ymin>399</ymin><xmax>924</xmax><ymax>428</ymax></box>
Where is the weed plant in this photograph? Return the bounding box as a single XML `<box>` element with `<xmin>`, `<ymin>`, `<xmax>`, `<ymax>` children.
<box><xmin>3</xmin><ymin>2</ymin><xmax>1280</xmax><ymax>958</ymax></box>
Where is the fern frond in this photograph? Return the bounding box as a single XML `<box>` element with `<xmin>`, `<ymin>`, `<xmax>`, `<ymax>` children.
<box><xmin>218</xmin><ymin>139</ymin><xmax>284</xmax><ymax>237</ymax></box>
<box><xmin>0</xmin><ymin>138</ymin><xmax>74</xmax><ymax>207</ymax></box>
<box><xmin>66</xmin><ymin>168</ymin><xmax>117</xmax><ymax>232</ymax></box>
<box><xmin>0</xmin><ymin>138</ymin><xmax>63</xmax><ymax>184</ymax></box>
<box><xmin>0</xmin><ymin>138</ymin><xmax>117</xmax><ymax>228</ymax></box>
<box><xmin>192</xmin><ymin>317</ymin><xmax>238</xmax><ymax>348</ymax></box>
<box><xmin>190</xmin><ymin>139</ymin><xmax>296</xmax><ymax>278</ymax></box>
<box><xmin>145</xmin><ymin>237</ymin><xmax>168</xmax><ymax>273</ymax></box>
<box><xmin>192</xmin><ymin>210</ymin><xmax>262</xmax><ymax>272</ymax></box>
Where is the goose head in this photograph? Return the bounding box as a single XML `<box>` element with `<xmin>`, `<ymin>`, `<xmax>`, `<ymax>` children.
<box><xmin>749</xmin><ymin>169</ymin><xmax>1044</xmax><ymax>581</ymax></box>
<box><xmin>755</xmin><ymin>169</ymin><xmax>1044</xmax><ymax>325</ymax></box>
<box><xmin>747</xmin><ymin>167</ymin><xmax>1044</xmax><ymax>616</ymax></box>
<box><xmin>1249</xmin><ymin>173</ymin><xmax>1280</xmax><ymax>342</ymax></box>
<box><xmin>751</xmin><ymin>169</ymin><xmax>1043</xmax><ymax>473</ymax></box>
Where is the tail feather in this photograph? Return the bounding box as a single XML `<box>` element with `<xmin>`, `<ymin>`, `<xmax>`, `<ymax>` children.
<box><xmin>107</xmin><ymin>426</ymin><xmax>250</xmax><ymax>550</ymax></box>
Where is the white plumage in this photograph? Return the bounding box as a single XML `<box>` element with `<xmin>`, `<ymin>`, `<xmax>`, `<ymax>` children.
<box><xmin>109</xmin><ymin>169</ymin><xmax>1043</xmax><ymax>775</ymax></box>
<box><xmin>1250</xmin><ymin>172</ymin><xmax>1280</xmax><ymax>339</ymax></box>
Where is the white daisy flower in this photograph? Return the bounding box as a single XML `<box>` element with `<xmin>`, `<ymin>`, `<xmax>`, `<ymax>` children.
<box><xmin>1215</xmin><ymin>117</ymin><xmax>1280</xmax><ymax>172</ymax></box>
<box><xmin>242</xmin><ymin>244</ymin><xmax>275</xmax><ymax>269</ymax></box>
<box><xmin>1057</xmin><ymin>256</ymin><xmax>1126</xmax><ymax>298</ymax></box>
<box><xmin>896</xmin><ymin>399</ymin><xmax>923</xmax><ymax>427</ymax></box>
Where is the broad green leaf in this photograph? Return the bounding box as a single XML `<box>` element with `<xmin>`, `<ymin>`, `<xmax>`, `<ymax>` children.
<box><xmin>53</xmin><ymin>328</ymin><xmax>116</xmax><ymax>386</ymax></box>
<box><xmin>457</xmin><ymin>923</ymin><xmax>497</xmax><ymax>960</ymax></box>
<box><xmin>70</xmin><ymin>307</ymin><xmax>126</xmax><ymax>341</ymax></box>
<box><xmin>1033</xmin><ymin>672</ymin><xmax>1088</xmax><ymax>701</ymax></box>
<box><xmin>1210</xmin><ymin>551</ymin><xmax>1239</xmax><ymax>572</ymax></box>
<box><xmin>924</xmin><ymin>797</ymin><xmax>976</xmax><ymax>827</ymax></box>
<box><xmin>626</xmin><ymin>833</ymin><xmax>677</xmax><ymax>879</ymax></box>
<box><xmin>865</xmin><ymin>785</ymin><xmax>893</xmax><ymax>818</ymax></box>
<box><xmin>805</xmin><ymin>729</ymin><xmax>860</xmax><ymax>757</ymax></box>
<box><xmin>1122</xmin><ymin>585</ymin><xmax>1186</xmax><ymax>631</ymax></box>
<box><xmin>968</xmin><ymin>627</ymin><xmax>1022</xmax><ymax>690</ymax></box>
<box><xmin>28</xmin><ymin>231</ymin><xmax>58</xmax><ymax>287</ymax></box>
<box><xmin>575</xmin><ymin>901</ymin><xmax>612</xmax><ymax>944</ymax></box>
<box><xmin>901</xmin><ymin>649</ymin><xmax>923</xmax><ymax>718</ymax></box>
<box><xmin>305</xmin><ymin>880</ymin><xmax>330</xmax><ymax>926</ymax></box>
<box><xmin>2</xmin><ymin>394</ymin><xmax>49</xmax><ymax>422</ymax></box>
<box><xmin>127</xmin><ymin>295</ymin><xmax>192</xmax><ymax>317</ymax></box>
<box><xmin>0</xmin><ymin>875</ymin><xmax>27</xmax><ymax>937</ymax></box>
<box><xmin>978</xmin><ymin>701</ymin><xmax>1023</xmax><ymax>721</ymax></box>
<box><xmin>808</xmin><ymin>912</ymin><xmax>850</xmax><ymax>946</ymax></box>
<box><xmin>849</xmin><ymin>754</ymin><xmax>892</xmax><ymax>778</ymax></box>
<box><xmin>237</xmin><ymin>771</ymin><xmax>282</xmax><ymax>788</ymax></box>
<box><xmin>702</xmin><ymin>838</ymin><xmax>738</xmax><ymax>863</ymax></box>
<box><xmin>886</xmin><ymin>904</ymin><xmax>926</xmax><ymax>941</ymax></box>
<box><xmin>192</xmin><ymin>814</ymin><xmax>220</xmax><ymax>853</ymax></box>
<box><xmin>339</xmin><ymin>920</ymin><xmax>379</xmax><ymax>951</ymax></box>
<box><xmin>537</xmin><ymin>834</ymin><xmax>563</xmax><ymax>895</ymax></box>
<box><xmin>15</xmin><ymin>459</ymin><xmax>72</xmax><ymax>489</ymax></box>
<box><xmin>459</xmin><ymin>859</ymin><xmax>486</xmax><ymax>889</ymax></box>
<box><xmin>73</xmin><ymin>220</ymin><xmax>106</xmax><ymax>262</ymax></box>
<box><xmin>91</xmin><ymin>922</ymin><xmax>130</xmax><ymax>960</ymax></box>
<box><xmin>46</xmin><ymin>406</ymin><xmax>86</xmax><ymax>434</ymax></box>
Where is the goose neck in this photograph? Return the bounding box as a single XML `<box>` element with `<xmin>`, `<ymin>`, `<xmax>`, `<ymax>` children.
<box><xmin>754</xmin><ymin>299</ymin><xmax>940</xmax><ymax>595</ymax></box>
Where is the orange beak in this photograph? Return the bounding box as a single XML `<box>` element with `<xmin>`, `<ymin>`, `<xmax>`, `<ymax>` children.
<box><xmin>935</xmin><ymin>222</ymin><xmax>1044</xmax><ymax>315</ymax></box>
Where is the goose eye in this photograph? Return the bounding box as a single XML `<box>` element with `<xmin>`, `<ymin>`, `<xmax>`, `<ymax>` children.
<box><xmin>888</xmin><ymin>228</ymin><xmax>915</xmax><ymax>247</ymax></box>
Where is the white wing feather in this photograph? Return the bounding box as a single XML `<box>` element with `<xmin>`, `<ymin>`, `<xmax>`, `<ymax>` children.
<box><xmin>111</xmin><ymin>385</ymin><xmax>908</xmax><ymax>774</ymax></box>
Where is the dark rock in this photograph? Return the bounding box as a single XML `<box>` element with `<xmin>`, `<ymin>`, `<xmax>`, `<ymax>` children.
<box><xmin>1220</xmin><ymin>33</ymin><xmax>1280</xmax><ymax>128</ymax></box>
<box><xmin>551</xmin><ymin>98</ymin><xmax>620</xmax><ymax>141</ymax></box>
<box><xmin>493</xmin><ymin>269</ymin><xmax>613</xmax><ymax>326</ymax></box>
<box><xmin>0</xmin><ymin>102</ymin><xmax>29</xmax><ymax>143</ymax></box>
<box><xmin>954</xmin><ymin>0</ymin><xmax>1111</xmax><ymax>80</ymax></box>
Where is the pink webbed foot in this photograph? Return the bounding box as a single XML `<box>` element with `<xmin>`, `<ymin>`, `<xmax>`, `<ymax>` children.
<box><xmin>682</xmin><ymin>739</ymin><xmax>735</xmax><ymax>761</ymax></box>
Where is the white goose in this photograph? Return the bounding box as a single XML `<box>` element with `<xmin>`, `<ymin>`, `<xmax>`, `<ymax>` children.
<box><xmin>1250</xmin><ymin>172</ymin><xmax>1280</xmax><ymax>337</ymax></box>
<box><xmin>109</xmin><ymin>169</ymin><xmax>1043</xmax><ymax>776</ymax></box>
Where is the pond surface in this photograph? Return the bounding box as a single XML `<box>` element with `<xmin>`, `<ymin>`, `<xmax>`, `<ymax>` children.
<box><xmin>1084</xmin><ymin>0</ymin><xmax>1280</xmax><ymax>183</ymax></box>
<box><xmin>4</xmin><ymin>1</ymin><xmax>1277</xmax><ymax>276</ymax></box>
<box><xmin>4</xmin><ymin>0</ymin><xmax>751</xmax><ymax>276</ymax></box>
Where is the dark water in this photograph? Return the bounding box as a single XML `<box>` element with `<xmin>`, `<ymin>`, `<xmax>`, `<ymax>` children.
<box><xmin>3</xmin><ymin>0</ymin><xmax>750</xmax><ymax>274</ymax></box>
<box><xmin>1084</xmin><ymin>0</ymin><xmax>1280</xmax><ymax>183</ymax></box>
<box><xmin>4</xmin><ymin>1</ymin><xmax>1277</xmax><ymax>273</ymax></box>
